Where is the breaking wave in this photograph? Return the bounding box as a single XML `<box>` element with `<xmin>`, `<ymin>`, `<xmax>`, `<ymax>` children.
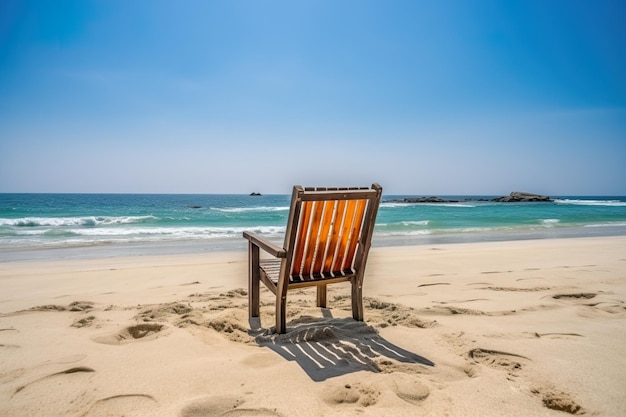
<box><xmin>210</xmin><ymin>206</ymin><xmax>289</xmax><ymax>213</ymax></box>
<box><xmin>555</xmin><ymin>199</ymin><xmax>626</xmax><ymax>207</ymax></box>
<box><xmin>0</xmin><ymin>216</ymin><xmax>157</xmax><ymax>227</ymax></box>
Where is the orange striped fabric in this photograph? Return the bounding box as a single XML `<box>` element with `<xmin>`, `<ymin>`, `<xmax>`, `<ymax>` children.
<box><xmin>290</xmin><ymin>198</ymin><xmax>369</xmax><ymax>281</ymax></box>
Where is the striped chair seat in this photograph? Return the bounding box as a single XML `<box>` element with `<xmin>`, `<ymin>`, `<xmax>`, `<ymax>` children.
<box><xmin>259</xmin><ymin>258</ymin><xmax>356</xmax><ymax>284</ymax></box>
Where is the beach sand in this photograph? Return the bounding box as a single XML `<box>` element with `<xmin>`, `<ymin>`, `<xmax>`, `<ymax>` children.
<box><xmin>1</xmin><ymin>236</ymin><xmax>625</xmax><ymax>416</ymax></box>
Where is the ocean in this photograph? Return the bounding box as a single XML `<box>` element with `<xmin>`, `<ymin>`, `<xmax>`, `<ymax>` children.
<box><xmin>1</xmin><ymin>193</ymin><xmax>625</xmax><ymax>262</ymax></box>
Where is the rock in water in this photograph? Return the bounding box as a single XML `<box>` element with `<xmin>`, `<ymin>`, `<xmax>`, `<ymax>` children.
<box><xmin>492</xmin><ymin>192</ymin><xmax>552</xmax><ymax>202</ymax></box>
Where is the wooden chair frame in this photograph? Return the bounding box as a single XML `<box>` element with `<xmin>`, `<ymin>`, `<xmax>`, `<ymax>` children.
<box><xmin>243</xmin><ymin>184</ymin><xmax>382</xmax><ymax>333</ymax></box>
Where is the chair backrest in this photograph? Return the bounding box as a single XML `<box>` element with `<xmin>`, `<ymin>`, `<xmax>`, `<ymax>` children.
<box><xmin>283</xmin><ymin>184</ymin><xmax>382</xmax><ymax>281</ymax></box>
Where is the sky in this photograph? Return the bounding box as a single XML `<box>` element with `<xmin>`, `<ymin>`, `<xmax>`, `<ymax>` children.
<box><xmin>1</xmin><ymin>0</ymin><xmax>625</xmax><ymax>195</ymax></box>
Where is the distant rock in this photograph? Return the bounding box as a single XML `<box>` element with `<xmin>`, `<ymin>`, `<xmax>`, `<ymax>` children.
<box><xmin>187</xmin><ymin>205</ymin><xmax>202</xmax><ymax>209</ymax></box>
<box><xmin>249</xmin><ymin>192</ymin><xmax>262</xmax><ymax>196</ymax></box>
<box><xmin>384</xmin><ymin>192</ymin><xmax>552</xmax><ymax>204</ymax></box>
<box><xmin>398</xmin><ymin>196</ymin><xmax>459</xmax><ymax>203</ymax></box>
<box><xmin>492</xmin><ymin>192</ymin><xmax>552</xmax><ymax>202</ymax></box>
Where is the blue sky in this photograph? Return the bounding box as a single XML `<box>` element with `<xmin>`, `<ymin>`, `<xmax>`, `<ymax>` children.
<box><xmin>1</xmin><ymin>0</ymin><xmax>625</xmax><ymax>195</ymax></box>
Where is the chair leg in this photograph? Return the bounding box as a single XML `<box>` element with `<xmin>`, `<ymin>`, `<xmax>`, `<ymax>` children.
<box><xmin>316</xmin><ymin>284</ymin><xmax>327</xmax><ymax>308</ymax></box>
<box><xmin>248</xmin><ymin>242</ymin><xmax>260</xmax><ymax>318</ymax></box>
<box><xmin>276</xmin><ymin>294</ymin><xmax>287</xmax><ymax>334</ymax></box>
<box><xmin>351</xmin><ymin>279</ymin><xmax>364</xmax><ymax>321</ymax></box>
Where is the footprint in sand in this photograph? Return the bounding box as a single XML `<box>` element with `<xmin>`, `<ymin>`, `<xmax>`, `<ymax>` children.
<box><xmin>418</xmin><ymin>305</ymin><xmax>496</xmax><ymax>316</ymax></box>
<box><xmin>82</xmin><ymin>394</ymin><xmax>158</xmax><ymax>417</ymax></box>
<box><xmin>467</xmin><ymin>348</ymin><xmax>529</xmax><ymax>376</ymax></box>
<box><xmin>71</xmin><ymin>315</ymin><xmax>96</xmax><ymax>328</ymax></box>
<box><xmin>550</xmin><ymin>293</ymin><xmax>626</xmax><ymax>318</ymax></box>
<box><xmin>482</xmin><ymin>286</ymin><xmax>552</xmax><ymax>292</ymax></box>
<box><xmin>417</xmin><ymin>282</ymin><xmax>450</xmax><ymax>287</ymax></box>
<box><xmin>23</xmin><ymin>301</ymin><xmax>94</xmax><ymax>313</ymax></box>
<box><xmin>465</xmin><ymin>346</ymin><xmax>586</xmax><ymax>413</ymax></box>
<box><xmin>204</xmin><ymin>310</ymin><xmax>254</xmax><ymax>344</ymax></box>
<box><xmin>68</xmin><ymin>301</ymin><xmax>95</xmax><ymax>312</ymax></box>
<box><xmin>26</xmin><ymin>304</ymin><xmax>68</xmax><ymax>312</ymax></box>
<box><xmin>321</xmin><ymin>373</ymin><xmax>429</xmax><ymax>407</ymax></box>
<box><xmin>92</xmin><ymin>323</ymin><xmax>167</xmax><ymax>345</ymax></box>
<box><xmin>362</xmin><ymin>297</ymin><xmax>437</xmax><ymax>328</ymax></box>
<box><xmin>531</xmin><ymin>386</ymin><xmax>585</xmax><ymax>415</ymax></box>
<box><xmin>12</xmin><ymin>367</ymin><xmax>95</xmax><ymax>397</ymax></box>
<box><xmin>179</xmin><ymin>396</ymin><xmax>282</xmax><ymax>417</ymax></box>
<box><xmin>321</xmin><ymin>382</ymin><xmax>380</xmax><ymax>407</ymax></box>
<box><xmin>388</xmin><ymin>373</ymin><xmax>430</xmax><ymax>404</ymax></box>
<box><xmin>552</xmin><ymin>293</ymin><xmax>597</xmax><ymax>300</ymax></box>
<box><xmin>137</xmin><ymin>303</ymin><xmax>193</xmax><ymax>322</ymax></box>
<box><xmin>530</xmin><ymin>332</ymin><xmax>584</xmax><ymax>339</ymax></box>
<box><xmin>374</xmin><ymin>357</ymin><xmax>428</xmax><ymax>375</ymax></box>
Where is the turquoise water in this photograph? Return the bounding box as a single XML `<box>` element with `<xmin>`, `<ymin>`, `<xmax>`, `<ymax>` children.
<box><xmin>1</xmin><ymin>193</ymin><xmax>625</xmax><ymax>261</ymax></box>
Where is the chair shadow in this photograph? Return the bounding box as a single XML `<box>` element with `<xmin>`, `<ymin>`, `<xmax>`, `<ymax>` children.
<box><xmin>249</xmin><ymin>311</ymin><xmax>435</xmax><ymax>382</ymax></box>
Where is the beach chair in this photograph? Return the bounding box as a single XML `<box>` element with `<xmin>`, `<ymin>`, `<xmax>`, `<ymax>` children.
<box><xmin>243</xmin><ymin>184</ymin><xmax>383</xmax><ymax>334</ymax></box>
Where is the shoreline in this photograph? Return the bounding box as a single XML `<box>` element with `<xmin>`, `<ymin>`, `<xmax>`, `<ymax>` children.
<box><xmin>3</xmin><ymin>194</ymin><xmax>625</xmax><ymax>264</ymax></box>
<box><xmin>2</xmin><ymin>223</ymin><xmax>626</xmax><ymax>263</ymax></box>
<box><xmin>1</xmin><ymin>236</ymin><xmax>625</xmax><ymax>416</ymax></box>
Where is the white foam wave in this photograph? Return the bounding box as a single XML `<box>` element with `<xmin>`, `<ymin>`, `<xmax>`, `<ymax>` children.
<box><xmin>555</xmin><ymin>199</ymin><xmax>626</xmax><ymax>207</ymax></box>
<box><xmin>454</xmin><ymin>227</ymin><xmax>509</xmax><ymax>233</ymax></box>
<box><xmin>376</xmin><ymin>230</ymin><xmax>433</xmax><ymax>236</ymax></box>
<box><xmin>376</xmin><ymin>225</ymin><xmax>509</xmax><ymax>237</ymax></box>
<box><xmin>584</xmin><ymin>222</ymin><xmax>626</xmax><ymax>228</ymax></box>
<box><xmin>438</xmin><ymin>203</ymin><xmax>476</xmax><ymax>208</ymax></box>
<box><xmin>401</xmin><ymin>220</ymin><xmax>429</xmax><ymax>226</ymax></box>
<box><xmin>1</xmin><ymin>225</ymin><xmax>287</xmax><ymax>248</ymax></box>
<box><xmin>380</xmin><ymin>203</ymin><xmax>409</xmax><ymax>208</ymax></box>
<box><xmin>0</xmin><ymin>216</ymin><xmax>157</xmax><ymax>227</ymax></box>
<box><xmin>541</xmin><ymin>219</ymin><xmax>560</xmax><ymax>226</ymax></box>
<box><xmin>210</xmin><ymin>206</ymin><xmax>289</xmax><ymax>213</ymax></box>
<box><xmin>55</xmin><ymin>225</ymin><xmax>286</xmax><ymax>239</ymax></box>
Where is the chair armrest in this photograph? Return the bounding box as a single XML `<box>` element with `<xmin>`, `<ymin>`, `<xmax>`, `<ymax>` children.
<box><xmin>243</xmin><ymin>231</ymin><xmax>286</xmax><ymax>258</ymax></box>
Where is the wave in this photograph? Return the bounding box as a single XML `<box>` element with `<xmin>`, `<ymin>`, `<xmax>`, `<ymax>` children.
<box><xmin>210</xmin><ymin>206</ymin><xmax>289</xmax><ymax>213</ymax></box>
<box><xmin>401</xmin><ymin>220</ymin><xmax>429</xmax><ymax>226</ymax></box>
<box><xmin>436</xmin><ymin>203</ymin><xmax>477</xmax><ymax>208</ymax></box>
<box><xmin>0</xmin><ymin>216</ymin><xmax>158</xmax><ymax>227</ymax></box>
<box><xmin>584</xmin><ymin>221</ymin><xmax>626</xmax><ymax>228</ymax></box>
<box><xmin>554</xmin><ymin>199</ymin><xmax>626</xmax><ymax>207</ymax></box>
<box><xmin>73</xmin><ymin>225</ymin><xmax>285</xmax><ymax>237</ymax></box>
<box><xmin>375</xmin><ymin>226</ymin><xmax>507</xmax><ymax>237</ymax></box>
<box><xmin>541</xmin><ymin>219</ymin><xmax>560</xmax><ymax>227</ymax></box>
<box><xmin>0</xmin><ymin>225</ymin><xmax>287</xmax><ymax>250</ymax></box>
<box><xmin>376</xmin><ymin>230</ymin><xmax>433</xmax><ymax>236</ymax></box>
<box><xmin>7</xmin><ymin>225</ymin><xmax>285</xmax><ymax>239</ymax></box>
<box><xmin>380</xmin><ymin>203</ymin><xmax>410</xmax><ymax>208</ymax></box>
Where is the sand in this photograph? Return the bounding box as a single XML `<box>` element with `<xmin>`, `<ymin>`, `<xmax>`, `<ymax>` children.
<box><xmin>1</xmin><ymin>236</ymin><xmax>625</xmax><ymax>416</ymax></box>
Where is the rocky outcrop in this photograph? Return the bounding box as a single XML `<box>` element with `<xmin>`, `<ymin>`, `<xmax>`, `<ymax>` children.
<box><xmin>491</xmin><ymin>192</ymin><xmax>552</xmax><ymax>202</ymax></box>
<box><xmin>402</xmin><ymin>196</ymin><xmax>451</xmax><ymax>203</ymax></box>
<box><xmin>249</xmin><ymin>192</ymin><xmax>262</xmax><ymax>196</ymax></box>
<box><xmin>386</xmin><ymin>192</ymin><xmax>552</xmax><ymax>204</ymax></box>
<box><xmin>399</xmin><ymin>196</ymin><xmax>462</xmax><ymax>203</ymax></box>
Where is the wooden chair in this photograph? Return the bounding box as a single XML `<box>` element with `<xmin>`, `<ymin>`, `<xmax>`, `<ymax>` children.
<box><xmin>243</xmin><ymin>184</ymin><xmax>383</xmax><ymax>333</ymax></box>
